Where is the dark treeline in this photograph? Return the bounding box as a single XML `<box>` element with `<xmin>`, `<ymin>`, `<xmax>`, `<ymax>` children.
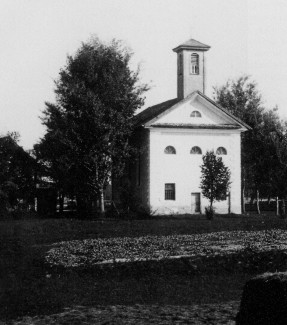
<box><xmin>214</xmin><ymin>76</ymin><xmax>287</xmax><ymax>214</ymax></box>
<box><xmin>0</xmin><ymin>132</ymin><xmax>37</xmax><ymax>215</ymax></box>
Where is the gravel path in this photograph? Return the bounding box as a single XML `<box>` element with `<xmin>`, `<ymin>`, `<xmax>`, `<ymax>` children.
<box><xmin>10</xmin><ymin>302</ymin><xmax>239</xmax><ymax>324</ymax></box>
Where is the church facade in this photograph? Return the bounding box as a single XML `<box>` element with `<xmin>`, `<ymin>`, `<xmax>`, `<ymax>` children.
<box><xmin>129</xmin><ymin>39</ymin><xmax>250</xmax><ymax>215</ymax></box>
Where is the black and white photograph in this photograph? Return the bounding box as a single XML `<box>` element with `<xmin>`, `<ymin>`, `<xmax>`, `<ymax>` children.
<box><xmin>1</xmin><ymin>1</ymin><xmax>287</xmax><ymax>324</ymax></box>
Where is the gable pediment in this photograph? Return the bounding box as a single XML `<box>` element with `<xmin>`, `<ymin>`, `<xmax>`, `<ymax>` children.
<box><xmin>141</xmin><ymin>92</ymin><xmax>249</xmax><ymax>131</ymax></box>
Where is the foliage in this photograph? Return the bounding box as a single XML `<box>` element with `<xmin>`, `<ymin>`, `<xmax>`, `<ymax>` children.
<box><xmin>0</xmin><ymin>133</ymin><xmax>36</xmax><ymax>212</ymax></box>
<box><xmin>46</xmin><ymin>229</ymin><xmax>287</xmax><ymax>268</ymax></box>
<box><xmin>214</xmin><ymin>76</ymin><xmax>285</xmax><ymax>202</ymax></box>
<box><xmin>269</xmin><ymin>130</ymin><xmax>287</xmax><ymax>203</ymax></box>
<box><xmin>116</xmin><ymin>179</ymin><xmax>152</xmax><ymax>218</ymax></box>
<box><xmin>36</xmin><ymin>37</ymin><xmax>148</xmax><ymax>215</ymax></box>
<box><xmin>200</xmin><ymin>150</ymin><xmax>231</xmax><ymax>212</ymax></box>
<box><xmin>205</xmin><ymin>206</ymin><xmax>215</xmax><ymax>220</ymax></box>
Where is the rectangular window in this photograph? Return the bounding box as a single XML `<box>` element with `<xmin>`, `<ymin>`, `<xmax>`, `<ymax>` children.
<box><xmin>165</xmin><ymin>183</ymin><xmax>175</xmax><ymax>200</ymax></box>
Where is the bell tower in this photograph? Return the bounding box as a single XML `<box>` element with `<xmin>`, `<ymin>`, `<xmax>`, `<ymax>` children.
<box><xmin>173</xmin><ymin>39</ymin><xmax>210</xmax><ymax>99</ymax></box>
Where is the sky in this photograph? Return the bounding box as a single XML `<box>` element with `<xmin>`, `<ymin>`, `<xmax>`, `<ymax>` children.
<box><xmin>1</xmin><ymin>0</ymin><xmax>287</xmax><ymax>149</ymax></box>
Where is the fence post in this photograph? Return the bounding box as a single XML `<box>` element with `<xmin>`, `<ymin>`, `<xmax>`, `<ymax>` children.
<box><xmin>276</xmin><ymin>197</ymin><xmax>279</xmax><ymax>216</ymax></box>
<box><xmin>256</xmin><ymin>190</ymin><xmax>260</xmax><ymax>215</ymax></box>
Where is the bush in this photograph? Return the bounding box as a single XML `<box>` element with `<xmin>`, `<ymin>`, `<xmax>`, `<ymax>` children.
<box><xmin>116</xmin><ymin>180</ymin><xmax>152</xmax><ymax>219</ymax></box>
<box><xmin>205</xmin><ymin>206</ymin><xmax>215</xmax><ymax>220</ymax></box>
<box><xmin>236</xmin><ymin>272</ymin><xmax>287</xmax><ymax>325</ymax></box>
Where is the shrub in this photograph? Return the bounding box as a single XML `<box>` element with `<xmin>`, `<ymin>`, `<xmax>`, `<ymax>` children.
<box><xmin>117</xmin><ymin>180</ymin><xmax>152</xmax><ymax>218</ymax></box>
<box><xmin>205</xmin><ymin>206</ymin><xmax>214</xmax><ymax>220</ymax></box>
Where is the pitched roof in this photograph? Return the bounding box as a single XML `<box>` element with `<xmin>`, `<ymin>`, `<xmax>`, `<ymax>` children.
<box><xmin>173</xmin><ymin>39</ymin><xmax>210</xmax><ymax>52</ymax></box>
<box><xmin>151</xmin><ymin>123</ymin><xmax>241</xmax><ymax>130</ymax></box>
<box><xmin>134</xmin><ymin>98</ymin><xmax>180</xmax><ymax>126</ymax></box>
<box><xmin>134</xmin><ymin>91</ymin><xmax>251</xmax><ymax>130</ymax></box>
<box><xmin>197</xmin><ymin>91</ymin><xmax>251</xmax><ymax>130</ymax></box>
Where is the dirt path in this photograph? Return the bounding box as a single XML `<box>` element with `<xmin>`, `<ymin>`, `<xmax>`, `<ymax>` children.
<box><xmin>9</xmin><ymin>301</ymin><xmax>239</xmax><ymax>324</ymax></box>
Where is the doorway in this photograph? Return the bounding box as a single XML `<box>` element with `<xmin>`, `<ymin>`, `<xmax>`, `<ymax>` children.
<box><xmin>191</xmin><ymin>193</ymin><xmax>201</xmax><ymax>214</ymax></box>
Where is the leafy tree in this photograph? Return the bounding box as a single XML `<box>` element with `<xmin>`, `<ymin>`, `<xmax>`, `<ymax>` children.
<box><xmin>0</xmin><ymin>132</ymin><xmax>36</xmax><ymax>212</ymax></box>
<box><xmin>269</xmin><ymin>128</ymin><xmax>287</xmax><ymax>215</ymax></box>
<box><xmin>34</xmin><ymin>122</ymin><xmax>75</xmax><ymax>215</ymax></box>
<box><xmin>37</xmin><ymin>37</ymin><xmax>148</xmax><ymax>216</ymax></box>
<box><xmin>214</xmin><ymin>76</ymin><xmax>284</xmax><ymax>213</ymax></box>
<box><xmin>200</xmin><ymin>150</ymin><xmax>231</xmax><ymax>216</ymax></box>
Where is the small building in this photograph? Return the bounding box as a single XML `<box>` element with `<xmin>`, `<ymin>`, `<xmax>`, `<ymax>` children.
<box><xmin>126</xmin><ymin>39</ymin><xmax>250</xmax><ymax>215</ymax></box>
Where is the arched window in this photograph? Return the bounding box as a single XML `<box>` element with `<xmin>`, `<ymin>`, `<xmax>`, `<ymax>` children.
<box><xmin>190</xmin><ymin>110</ymin><xmax>201</xmax><ymax>117</ymax></box>
<box><xmin>190</xmin><ymin>146</ymin><xmax>202</xmax><ymax>154</ymax></box>
<box><xmin>164</xmin><ymin>146</ymin><xmax>176</xmax><ymax>154</ymax></box>
<box><xmin>216</xmin><ymin>147</ymin><xmax>227</xmax><ymax>155</ymax></box>
<box><xmin>190</xmin><ymin>53</ymin><xmax>199</xmax><ymax>74</ymax></box>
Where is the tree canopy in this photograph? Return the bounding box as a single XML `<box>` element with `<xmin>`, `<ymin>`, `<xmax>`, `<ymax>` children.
<box><xmin>36</xmin><ymin>37</ymin><xmax>148</xmax><ymax>215</ymax></box>
<box><xmin>200</xmin><ymin>150</ymin><xmax>231</xmax><ymax>213</ymax></box>
<box><xmin>0</xmin><ymin>132</ymin><xmax>36</xmax><ymax>212</ymax></box>
<box><xmin>214</xmin><ymin>76</ymin><xmax>287</xmax><ymax>212</ymax></box>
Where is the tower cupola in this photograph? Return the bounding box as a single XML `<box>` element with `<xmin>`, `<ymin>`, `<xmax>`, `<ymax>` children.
<box><xmin>173</xmin><ymin>39</ymin><xmax>210</xmax><ymax>99</ymax></box>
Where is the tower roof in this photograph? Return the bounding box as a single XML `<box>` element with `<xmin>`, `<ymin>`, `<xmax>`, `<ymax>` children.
<box><xmin>173</xmin><ymin>38</ymin><xmax>210</xmax><ymax>52</ymax></box>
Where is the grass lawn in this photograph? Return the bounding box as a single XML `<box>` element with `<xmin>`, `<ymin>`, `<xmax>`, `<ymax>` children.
<box><xmin>1</xmin><ymin>213</ymin><xmax>287</xmax><ymax>323</ymax></box>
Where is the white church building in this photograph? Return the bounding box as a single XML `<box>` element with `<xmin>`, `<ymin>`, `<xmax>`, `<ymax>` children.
<box><xmin>128</xmin><ymin>39</ymin><xmax>250</xmax><ymax>215</ymax></box>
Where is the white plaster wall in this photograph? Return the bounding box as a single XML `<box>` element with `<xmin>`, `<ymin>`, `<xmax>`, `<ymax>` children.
<box><xmin>149</xmin><ymin>128</ymin><xmax>242</xmax><ymax>215</ymax></box>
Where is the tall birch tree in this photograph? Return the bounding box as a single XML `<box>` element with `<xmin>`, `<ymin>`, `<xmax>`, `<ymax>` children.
<box><xmin>37</xmin><ymin>37</ymin><xmax>148</xmax><ymax>216</ymax></box>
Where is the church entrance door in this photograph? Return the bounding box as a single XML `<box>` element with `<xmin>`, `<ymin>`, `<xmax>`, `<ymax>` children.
<box><xmin>191</xmin><ymin>193</ymin><xmax>201</xmax><ymax>214</ymax></box>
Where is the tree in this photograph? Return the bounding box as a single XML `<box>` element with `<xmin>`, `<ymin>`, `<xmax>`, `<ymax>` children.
<box><xmin>0</xmin><ymin>132</ymin><xmax>36</xmax><ymax>213</ymax></box>
<box><xmin>214</xmin><ymin>76</ymin><xmax>284</xmax><ymax>213</ymax></box>
<box><xmin>269</xmin><ymin>128</ymin><xmax>287</xmax><ymax>216</ymax></box>
<box><xmin>37</xmin><ymin>37</ymin><xmax>148</xmax><ymax>216</ymax></box>
<box><xmin>200</xmin><ymin>150</ymin><xmax>231</xmax><ymax>216</ymax></box>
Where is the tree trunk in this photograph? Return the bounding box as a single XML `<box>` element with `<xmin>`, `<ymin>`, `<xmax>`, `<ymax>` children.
<box><xmin>100</xmin><ymin>187</ymin><xmax>105</xmax><ymax>216</ymax></box>
<box><xmin>276</xmin><ymin>196</ymin><xmax>279</xmax><ymax>216</ymax></box>
<box><xmin>206</xmin><ymin>199</ymin><xmax>214</xmax><ymax>219</ymax></box>
<box><xmin>282</xmin><ymin>199</ymin><xmax>286</xmax><ymax>217</ymax></box>
<box><xmin>256</xmin><ymin>190</ymin><xmax>260</xmax><ymax>215</ymax></box>
<box><xmin>76</xmin><ymin>195</ymin><xmax>87</xmax><ymax>218</ymax></box>
<box><xmin>250</xmin><ymin>193</ymin><xmax>255</xmax><ymax>205</ymax></box>
<box><xmin>59</xmin><ymin>191</ymin><xmax>64</xmax><ymax>216</ymax></box>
